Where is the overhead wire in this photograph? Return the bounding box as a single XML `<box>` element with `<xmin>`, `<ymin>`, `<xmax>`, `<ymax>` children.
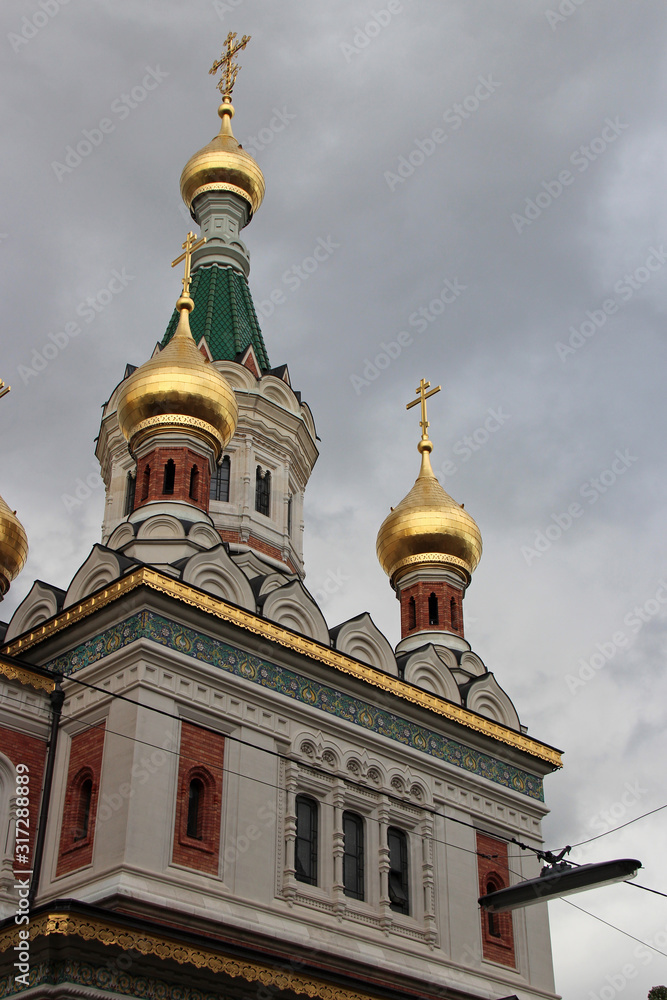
<box><xmin>6</xmin><ymin>665</ymin><xmax>667</xmax><ymax>957</ymax></box>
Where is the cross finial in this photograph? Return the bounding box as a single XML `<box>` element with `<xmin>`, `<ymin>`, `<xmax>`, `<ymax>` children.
<box><xmin>209</xmin><ymin>32</ymin><xmax>251</xmax><ymax>103</ymax></box>
<box><xmin>0</xmin><ymin>380</ymin><xmax>9</xmax><ymax>401</ymax></box>
<box><xmin>406</xmin><ymin>378</ymin><xmax>441</xmax><ymax>440</ymax></box>
<box><xmin>171</xmin><ymin>231</ymin><xmax>206</xmax><ymax>297</ymax></box>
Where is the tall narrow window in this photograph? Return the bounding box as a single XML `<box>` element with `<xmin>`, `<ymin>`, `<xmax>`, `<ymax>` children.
<box><xmin>450</xmin><ymin>596</ymin><xmax>459</xmax><ymax>631</ymax></box>
<box><xmin>163</xmin><ymin>459</ymin><xmax>175</xmax><ymax>495</ymax></box>
<box><xmin>210</xmin><ymin>455</ymin><xmax>230</xmax><ymax>502</ymax></box>
<box><xmin>428</xmin><ymin>592</ymin><xmax>439</xmax><ymax>626</ymax></box>
<box><xmin>187</xmin><ymin>778</ymin><xmax>204</xmax><ymax>839</ymax></box>
<box><xmin>387</xmin><ymin>827</ymin><xmax>409</xmax><ymax>914</ymax></box>
<box><xmin>343</xmin><ymin>811</ymin><xmax>364</xmax><ymax>900</ymax></box>
<box><xmin>287</xmin><ymin>495</ymin><xmax>293</xmax><ymax>536</ymax></box>
<box><xmin>255</xmin><ymin>467</ymin><xmax>271</xmax><ymax>517</ymax></box>
<box><xmin>74</xmin><ymin>778</ymin><xmax>93</xmax><ymax>841</ymax></box>
<box><xmin>189</xmin><ymin>465</ymin><xmax>200</xmax><ymax>501</ymax></box>
<box><xmin>124</xmin><ymin>473</ymin><xmax>136</xmax><ymax>516</ymax></box>
<box><xmin>295</xmin><ymin>795</ymin><xmax>318</xmax><ymax>885</ymax></box>
<box><xmin>408</xmin><ymin>596</ymin><xmax>416</xmax><ymax>630</ymax></box>
<box><xmin>141</xmin><ymin>464</ymin><xmax>151</xmax><ymax>502</ymax></box>
<box><xmin>486</xmin><ymin>880</ymin><xmax>501</xmax><ymax>937</ymax></box>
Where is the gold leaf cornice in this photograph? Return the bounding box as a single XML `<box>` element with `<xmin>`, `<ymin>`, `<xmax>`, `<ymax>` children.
<box><xmin>0</xmin><ymin>656</ymin><xmax>54</xmax><ymax>692</ymax></box>
<box><xmin>2</xmin><ymin>567</ymin><xmax>561</xmax><ymax>768</ymax></box>
<box><xmin>1</xmin><ymin>912</ymin><xmax>381</xmax><ymax>1000</ymax></box>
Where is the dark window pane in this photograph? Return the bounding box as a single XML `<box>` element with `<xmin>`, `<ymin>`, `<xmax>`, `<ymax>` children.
<box><xmin>387</xmin><ymin>827</ymin><xmax>409</xmax><ymax>914</ymax></box>
<box><xmin>210</xmin><ymin>455</ymin><xmax>230</xmax><ymax>502</ymax></box>
<box><xmin>124</xmin><ymin>473</ymin><xmax>136</xmax><ymax>516</ymax></box>
<box><xmin>428</xmin><ymin>592</ymin><xmax>439</xmax><ymax>626</ymax></box>
<box><xmin>255</xmin><ymin>467</ymin><xmax>271</xmax><ymax>517</ymax></box>
<box><xmin>187</xmin><ymin>779</ymin><xmax>203</xmax><ymax>839</ymax></box>
<box><xmin>163</xmin><ymin>459</ymin><xmax>175</xmax><ymax>495</ymax></box>
<box><xmin>295</xmin><ymin>795</ymin><xmax>318</xmax><ymax>885</ymax></box>
<box><xmin>343</xmin><ymin>811</ymin><xmax>364</xmax><ymax>900</ymax></box>
<box><xmin>74</xmin><ymin>778</ymin><xmax>92</xmax><ymax>841</ymax></box>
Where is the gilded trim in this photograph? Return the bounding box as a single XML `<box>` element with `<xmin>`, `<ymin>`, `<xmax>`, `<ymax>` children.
<box><xmin>0</xmin><ymin>657</ymin><xmax>54</xmax><ymax>692</ymax></box>
<box><xmin>1</xmin><ymin>912</ymin><xmax>382</xmax><ymax>1000</ymax></box>
<box><xmin>2</xmin><ymin>567</ymin><xmax>561</xmax><ymax>767</ymax></box>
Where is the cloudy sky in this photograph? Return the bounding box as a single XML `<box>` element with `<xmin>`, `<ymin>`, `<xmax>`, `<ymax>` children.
<box><xmin>3</xmin><ymin>1</ymin><xmax>667</xmax><ymax>995</ymax></box>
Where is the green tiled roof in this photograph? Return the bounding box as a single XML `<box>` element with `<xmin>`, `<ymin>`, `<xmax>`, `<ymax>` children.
<box><xmin>161</xmin><ymin>264</ymin><xmax>270</xmax><ymax>370</ymax></box>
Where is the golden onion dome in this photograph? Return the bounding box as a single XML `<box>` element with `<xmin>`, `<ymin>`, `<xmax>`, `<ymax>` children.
<box><xmin>376</xmin><ymin>438</ymin><xmax>482</xmax><ymax>587</ymax></box>
<box><xmin>116</xmin><ymin>295</ymin><xmax>238</xmax><ymax>460</ymax></box>
<box><xmin>0</xmin><ymin>494</ymin><xmax>28</xmax><ymax>597</ymax></box>
<box><xmin>180</xmin><ymin>103</ymin><xmax>265</xmax><ymax>216</ymax></box>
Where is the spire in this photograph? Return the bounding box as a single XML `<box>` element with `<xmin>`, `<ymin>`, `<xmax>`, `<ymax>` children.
<box><xmin>116</xmin><ymin>234</ymin><xmax>239</xmax><ymax>516</ymax></box>
<box><xmin>167</xmin><ymin>39</ymin><xmax>269</xmax><ymax>367</ymax></box>
<box><xmin>0</xmin><ymin>380</ymin><xmax>28</xmax><ymax>599</ymax></box>
<box><xmin>376</xmin><ymin>378</ymin><xmax>482</xmax><ymax>647</ymax></box>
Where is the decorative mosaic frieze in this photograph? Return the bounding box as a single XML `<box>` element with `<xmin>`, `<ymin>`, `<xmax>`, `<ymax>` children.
<box><xmin>46</xmin><ymin>611</ymin><xmax>543</xmax><ymax>800</ymax></box>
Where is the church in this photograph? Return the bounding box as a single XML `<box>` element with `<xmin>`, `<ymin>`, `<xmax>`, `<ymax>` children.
<box><xmin>0</xmin><ymin>34</ymin><xmax>562</xmax><ymax>1000</ymax></box>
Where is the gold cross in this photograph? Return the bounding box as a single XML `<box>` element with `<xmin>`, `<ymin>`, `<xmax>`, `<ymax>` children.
<box><xmin>209</xmin><ymin>32</ymin><xmax>251</xmax><ymax>102</ymax></box>
<box><xmin>171</xmin><ymin>231</ymin><xmax>206</xmax><ymax>296</ymax></box>
<box><xmin>0</xmin><ymin>380</ymin><xmax>9</xmax><ymax>401</ymax></box>
<box><xmin>406</xmin><ymin>378</ymin><xmax>441</xmax><ymax>439</ymax></box>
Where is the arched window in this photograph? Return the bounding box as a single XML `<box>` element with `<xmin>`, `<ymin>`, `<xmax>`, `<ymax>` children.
<box><xmin>295</xmin><ymin>795</ymin><xmax>318</xmax><ymax>885</ymax></box>
<box><xmin>210</xmin><ymin>455</ymin><xmax>230</xmax><ymax>502</ymax></box>
<box><xmin>187</xmin><ymin>777</ymin><xmax>204</xmax><ymax>839</ymax></box>
<box><xmin>486</xmin><ymin>879</ymin><xmax>502</xmax><ymax>937</ymax></box>
<box><xmin>163</xmin><ymin>459</ymin><xmax>175</xmax><ymax>495</ymax></box>
<box><xmin>343</xmin><ymin>811</ymin><xmax>364</xmax><ymax>900</ymax></box>
<box><xmin>255</xmin><ymin>467</ymin><xmax>271</xmax><ymax>517</ymax></box>
<box><xmin>450</xmin><ymin>596</ymin><xmax>459</xmax><ymax>631</ymax></box>
<box><xmin>189</xmin><ymin>465</ymin><xmax>200</xmax><ymax>502</ymax></box>
<box><xmin>287</xmin><ymin>495</ymin><xmax>293</xmax><ymax>536</ymax></box>
<box><xmin>428</xmin><ymin>592</ymin><xmax>439</xmax><ymax>626</ymax></box>
<box><xmin>73</xmin><ymin>775</ymin><xmax>93</xmax><ymax>842</ymax></box>
<box><xmin>123</xmin><ymin>472</ymin><xmax>136</xmax><ymax>516</ymax></box>
<box><xmin>408</xmin><ymin>596</ymin><xmax>416</xmax><ymax>631</ymax></box>
<box><xmin>141</xmin><ymin>464</ymin><xmax>151</xmax><ymax>502</ymax></box>
<box><xmin>387</xmin><ymin>827</ymin><xmax>409</xmax><ymax>914</ymax></box>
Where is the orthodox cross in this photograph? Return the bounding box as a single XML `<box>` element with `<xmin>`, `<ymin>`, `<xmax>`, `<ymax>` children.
<box><xmin>171</xmin><ymin>231</ymin><xmax>206</xmax><ymax>297</ymax></box>
<box><xmin>0</xmin><ymin>380</ymin><xmax>9</xmax><ymax>401</ymax></box>
<box><xmin>406</xmin><ymin>377</ymin><xmax>441</xmax><ymax>439</ymax></box>
<box><xmin>209</xmin><ymin>32</ymin><xmax>251</xmax><ymax>102</ymax></box>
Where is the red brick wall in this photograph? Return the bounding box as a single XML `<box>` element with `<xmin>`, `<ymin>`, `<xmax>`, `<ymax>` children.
<box><xmin>172</xmin><ymin>722</ymin><xmax>224</xmax><ymax>874</ymax></box>
<box><xmin>399</xmin><ymin>581</ymin><xmax>464</xmax><ymax>639</ymax></box>
<box><xmin>56</xmin><ymin>723</ymin><xmax>106</xmax><ymax>876</ymax></box>
<box><xmin>134</xmin><ymin>447</ymin><xmax>211</xmax><ymax>513</ymax></box>
<box><xmin>476</xmin><ymin>832</ymin><xmax>516</xmax><ymax>967</ymax></box>
<box><xmin>219</xmin><ymin>530</ymin><xmax>298</xmax><ymax>575</ymax></box>
<box><xmin>0</xmin><ymin>726</ymin><xmax>47</xmax><ymax>862</ymax></box>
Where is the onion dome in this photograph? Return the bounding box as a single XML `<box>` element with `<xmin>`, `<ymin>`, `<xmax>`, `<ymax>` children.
<box><xmin>180</xmin><ymin>103</ymin><xmax>265</xmax><ymax>217</ymax></box>
<box><xmin>376</xmin><ymin>438</ymin><xmax>482</xmax><ymax>587</ymax></box>
<box><xmin>0</xmin><ymin>494</ymin><xmax>28</xmax><ymax>598</ymax></box>
<box><xmin>116</xmin><ymin>294</ymin><xmax>238</xmax><ymax>460</ymax></box>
